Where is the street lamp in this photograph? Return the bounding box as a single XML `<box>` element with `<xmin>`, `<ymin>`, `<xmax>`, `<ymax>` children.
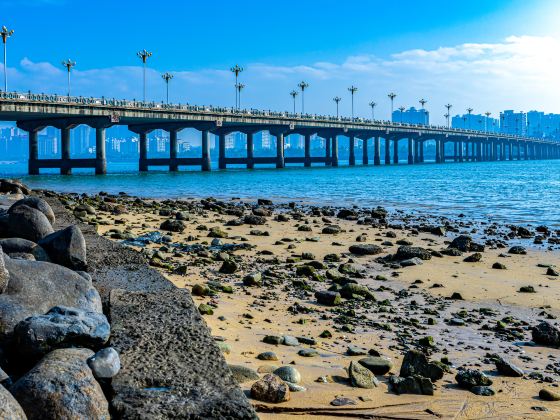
<box><xmin>1</xmin><ymin>26</ymin><xmax>14</xmax><ymax>92</ymax></box>
<box><xmin>161</xmin><ymin>72</ymin><xmax>173</xmax><ymax>104</ymax></box>
<box><xmin>419</xmin><ymin>98</ymin><xmax>427</xmax><ymax>109</ymax></box>
<box><xmin>61</xmin><ymin>59</ymin><xmax>76</xmax><ymax>97</ymax></box>
<box><xmin>467</xmin><ymin>107</ymin><xmax>473</xmax><ymax>130</ymax></box>
<box><xmin>298</xmin><ymin>81</ymin><xmax>309</xmax><ymax>114</ymax></box>
<box><xmin>445</xmin><ymin>104</ymin><xmax>452</xmax><ymax>128</ymax></box>
<box><xmin>369</xmin><ymin>101</ymin><xmax>377</xmax><ymax>120</ymax></box>
<box><xmin>484</xmin><ymin>111</ymin><xmax>491</xmax><ymax>132</ymax></box>
<box><xmin>398</xmin><ymin>106</ymin><xmax>405</xmax><ymax>123</ymax></box>
<box><xmin>136</xmin><ymin>49</ymin><xmax>153</xmax><ymax>103</ymax></box>
<box><xmin>388</xmin><ymin>92</ymin><xmax>397</xmax><ymax>120</ymax></box>
<box><xmin>236</xmin><ymin>83</ymin><xmax>245</xmax><ymax>109</ymax></box>
<box><xmin>333</xmin><ymin>96</ymin><xmax>341</xmax><ymax>118</ymax></box>
<box><xmin>289</xmin><ymin>90</ymin><xmax>298</xmax><ymax>114</ymax></box>
<box><xmin>348</xmin><ymin>85</ymin><xmax>358</xmax><ymax>119</ymax></box>
<box><xmin>230</xmin><ymin>64</ymin><xmax>243</xmax><ymax>109</ymax></box>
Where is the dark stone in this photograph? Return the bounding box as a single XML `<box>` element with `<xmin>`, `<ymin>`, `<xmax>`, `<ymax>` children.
<box><xmin>358</xmin><ymin>356</ymin><xmax>393</xmax><ymax>375</ymax></box>
<box><xmin>389</xmin><ymin>375</ymin><xmax>434</xmax><ymax>395</ymax></box>
<box><xmin>219</xmin><ymin>260</ymin><xmax>238</xmax><ymax>274</ymax></box>
<box><xmin>464</xmin><ymin>252</ymin><xmax>482</xmax><ymax>262</ymax></box>
<box><xmin>471</xmin><ymin>386</ymin><xmax>495</xmax><ymax>396</ymax></box>
<box><xmin>0</xmin><ymin>246</ymin><xmax>8</xmax><ymax>294</ymax></box>
<box><xmin>9</xmin><ymin>196</ymin><xmax>55</xmax><ymax>224</ymax></box>
<box><xmin>315</xmin><ymin>290</ymin><xmax>342</xmax><ymax>306</ymax></box>
<box><xmin>449</xmin><ymin>235</ymin><xmax>485</xmax><ymax>252</ymax></box>
<box><xmin>349</xmin><ymin>244</ymin><xmax>383</xmax><ymax>256</ymax></box>
<box><xmin>337</xmin><ymin>209</ymin><xmax>357</xmax><ymax>219</ymax></box>
<box><xmin>547</xmin><ymin>267</ymin><xmax>559</xmax><ymax>276</ymax></box>
<box><xmin>508</xmin><ymin>246</ymin><xmax>527</xmax><ymax>255</ymax></box>
<box><xmin>492</xmin><ymin>262</ymin><xmax>507</xmax><ymax>270</ymax></box>
<box><xmin>455</xmin><ymin>369</ymin><xmax>493</xmax><ymax>389</ymax></box>
<box><xmin>160</xmin><ymin>219</ymin><xmax>185</xmax><ymax>232</ymax></box>
<box><xmin>243</xmin><ymin>215</ymin><xmax>267</xmax><ymax>225</ymax></box>
<box><xmin>6</xmin><ymin>205</ymin><xmax>54</xmax><ymax>242</ymax></box>
<box><xmin>13</xmin><ymin>306</ymin><xmax>110</xmax><ymax>361</ymax></box>
<box><xmin>399</xmin><ymin>349</ymin><xmax>444</xmax><ymax>381</ymax></box>
<box><xmin>340</xmin><ymin>283</ymin><xmax>375</xmax><ymax>300</ymax></box>
<box><xmin>0</xmin><ymin>238</ymin><xmax>49</xmax><ymax>262</ymax></box>
<box><xmin>539</xmin><ymin>388</ymin><xmax>560</xmax><ymax>401</ymax></box>
<box><xmin>349</xmin><ymin>360</ymin><xmax>379</xmax><ymax>388</ymax></box>
<box><xmin>495</xmin><ymin>357</ymin><xmax>524</xmax><ymax>377</ymax></box>
<box><xmin>322</xmin><ymin>225</ymin><xmax>341</xmax><ymax>234</ymax></box>
<box><xmin>532</xmin><ymin>321</ymin><xmax>560</xmax><ymax>347</ymax></box>
<box><xmin>395</xmin><ymin>246</ymin><xmax>432</xmax><ymax>261</ymax></box>
<box><xmin>251</xmin><ymin>374</ymin><xmax>290</xmax><ymax>403</ymax></box>
<box><xmin>38</xmin><ymin>225</ymin><xmax>87</xmax><ymax>271</ymax></box>
<box><xmin>11</xmin><ymin>348</ymin><xmax>110</xmax><ymax>419</ymax></box>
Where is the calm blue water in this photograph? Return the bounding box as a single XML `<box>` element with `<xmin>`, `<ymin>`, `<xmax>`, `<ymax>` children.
<box><xmin>1</xmin><ymin>160</ymin><xmax>558</xmax><ymax>227</ymax></box>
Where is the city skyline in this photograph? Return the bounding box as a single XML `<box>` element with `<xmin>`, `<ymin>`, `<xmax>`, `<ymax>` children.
<box><xmin>1</xmin><ymin>1</ymin><xmax>560</xmax><ymax>123</ymax></box>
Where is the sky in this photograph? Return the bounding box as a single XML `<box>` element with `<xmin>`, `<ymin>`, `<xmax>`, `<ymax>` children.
<box><xmin>2</xmin><ymin>0</ymin><xmax>560</xmax><ymax>124</ymax></box>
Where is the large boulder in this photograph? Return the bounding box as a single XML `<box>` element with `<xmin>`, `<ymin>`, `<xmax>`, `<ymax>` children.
<box><xmin>0</xmin><ymin>258</ymin><xmax>102</xmax><ymax>336</ymax></box>
<box><xmin>250</xmin><ymin>374</ymin><xmax>290</xmax><ymax>403</ymax></box>
<box><xmin>532</xmin><ymin>321</ymin><xmax>560</xmax><ymax>347</ymax></box>
<box><xmin>448</xmin><ymin>235</ymin><xmax>485</xmax><ymax>252</ymax></box>
<box><xmin>389</xmin><ymin>375</ymin><xmax>434</xmax><ymax>395</ymax></box>
<box><xmin>9</xmin><ymin>197</ymin><xmax>55</xmax><ymax>225</ymax></box>
<box><xmin>13</xmin><ymin>306</ymin><xmax>110</xmax><ymax>361</ymax></box>
<box><xmin>5</xmin><ymin>205</ymin><xmax>53</xmax><ymax>242</ymax></box>
<box><xmin>395</xmin><ymin>246</ymin><xmax>432</xmax><ymax>261</ymax></box>
<box><xmin>349</xmin><ymin>244</ymin><xmax>383</xmax><ymax>256</ymax></box>
<box><xmin>10</xmin><ymin>348</ymin><xmax>110</xmax><ymax>419</ymax></box>
<box><xmin>0</xmin><ymin>384</ymin><xmax>26</xmax><ymax>419</ymax></box>
<box><xmin>0</xmin><ymin>246</ymin><xmax>8</xmax><ymax>293</ymax></box>
<box><xmin>399</xmin><ymin>349</ymin><xmax>444</xmax><ymax>382</ymax></box>
<box><xmin>0</xmin><ymin>238</ymin><xmax>50</xmax><ymax>262</ymax></box>
<box><xmin>0</xmin><ymin>179</ymin><xmax>30</xmax><ymax>195</ymax></box>
<box><xmin>38</xmin><ymin>225</ymin><xmax>87</xmax><ymax>271</ymax></box>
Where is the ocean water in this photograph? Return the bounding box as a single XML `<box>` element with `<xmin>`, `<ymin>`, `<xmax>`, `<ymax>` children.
<box><xmin>1</xmin><ymin>159</ymin><xmax>559</xmax><ymax>227</ymax></box>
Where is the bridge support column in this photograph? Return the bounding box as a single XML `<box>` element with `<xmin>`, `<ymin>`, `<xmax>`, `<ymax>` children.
<box><xmin>169</xmin><ymin>129</ymin><xmax>178</xmax><ymax>171</ymax></box>
<box><xmin>325</xmin><ymin>135</ymin><xmax>331</xmax><ymax>166</ymax></box>
<box><xmin>349</xmin><ymin>135</ymin><xmax>355</xmax><ymax>166</ymax></box>
<box><xmin>408</xmin><ymin>138</ymin><xmax>414</xmax><ymax>164</ymax></box>
<box><xmin>28</xmin><ymin>128</ymin><xmax>40</xmax><ymax>175</ymax></box>
<box><xmin>524</xmin><ymin>143</ymin><xmax>529</xmax><ymax>160</ymax></box>
<box><xmin>385</xmin><ymin>138</ymin><xmax>391</xmax><ymax>164</ymax></box>
<box><xmin>332</xmin><ymin>135</ymin><xmax>339</xmax><ymax>167</ymax></box>
<box><xmin>393</xmin><ymin>138</ymin><xmax>399</xmax><ymax>164</ymax></box>
<box><xmin>500</xmin><ymin>142</ymin><xmax>506</xmax><ymax>161</ymax></box>
<box><xmin>276</xmin><ymin>133</ymin><xmax>285</xmax><ymax>168</ymax></box>
<box><xmin>453</xmin><ymin>142</ymin><xmax>458</xmax><ymax>162</ymax></box>
<box><xmin>435</xmin><ymin>139</ymin><xmax>441</xmax><ymax>163</ymax></box>
<box><xmin>476</xmin><ymin>142</ymin><xmax>481</xmax><ymax>162</ymax></box>
<box><xmin>362</xmin><ymin>137</ymin><xmax>368</xmax><ymax>165</ymax></box>
<box><xmin>61</xmin><ymin>127</ymin><xmax>71</xmax><ymax>175</ymax></box>
<box><xmin>458</xmin><ymin>141</ymin><xmax>463</xmax><ymax>162</ymax></box>
<box><xmin>508</xmin><ymin>142</ymin><xmax>513</xmax><ymax>160</ymax></box>
<box><xmin>419</xmin><ymin>140</ymin><xmax>424</xmax><ymax>162</ymax></box>
<box><xmin>201</xmin><ymin>130</ymin><xmax>211</xmax><ymax>171</ymax></box>
<box><xmin>246</xmin><ymin>132</ymin><xmax>254</xmax><ymax>169</ymax></box>
<box><xmin>218</xmin><ymin>133</ymin><xmax>226</xmax><ymax>169</ymax></box>
<box><xmin>139</xmin><ymin>132</ymin><xmax>148</xmax><ymax>171</ymax></box>
<box><xmin>95</xmin><ymin>127</ymin><xmax>107</xmax><ymax>175</ymax></box>
<box><xmin>374</xmin><ymin>136</ymin><xmax>381</xmax><ymax>165</ymax></box>
<box><xmin>304</xmin><ymin>133</ymin><xmax>311</xmax><ymax>167</ymax></box>
<box><xmin>492</xmin><ymin>142</ymin><xmax>497</xmax><ymax>161</ymax></box>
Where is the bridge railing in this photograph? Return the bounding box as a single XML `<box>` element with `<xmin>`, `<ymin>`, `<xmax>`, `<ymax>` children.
<box><xmin>0</xmin><ymin>90</ymin><xmax>558</xmax><ymax>144</ymax></box>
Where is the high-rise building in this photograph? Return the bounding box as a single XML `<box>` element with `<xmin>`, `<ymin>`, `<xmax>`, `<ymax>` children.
<box><xmin>392</xmin><ymin>107</ymin><xmax>429</xmax><ymax>125</ymax></box>
<box><xmin>500</xmin><ymin>110</ymin><xmax>526</xmax><ymax>136</ymax></box>
<box><xmin>452</xmin><ymin>113</ymin><xmax>499</xmax><ymax>132</ymax></box>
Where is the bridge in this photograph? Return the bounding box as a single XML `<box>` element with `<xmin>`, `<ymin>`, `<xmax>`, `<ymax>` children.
<box><xmin>1</xmin><ymin>91</ymin><xmax>559</xmax><ymax>175</ymax></box>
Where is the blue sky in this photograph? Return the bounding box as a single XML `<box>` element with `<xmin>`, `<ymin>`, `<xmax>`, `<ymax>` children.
<box><xmin>2</xmin><ymin>0</ymin><xmax>560</xmax><ymax>122</ymax></box>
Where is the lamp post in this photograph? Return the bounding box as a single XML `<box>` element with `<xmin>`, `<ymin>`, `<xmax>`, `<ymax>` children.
<box><xmin>348</xmin><ymin>85</ymin><xmax>358</xmax><ymax>119</ymax></box>
<box><xmin>136</xmin><ymin>49</ymin><xmax>153</xmax><ymax>103</ymax></box>
<box><xmin>467</xmin><ymin>107</ymin><xmax>473</xmax><ymax>130</ymax></box>
<box><xmin>289</xmin><ymin>90</ymin><xmax>298</xmax><ymax>114</ymax></box>
<box><xmin>398</xmin><ymin>106</ymin><xmax>405</xmax><ymax>123</ymax></box>
<box><xmin>61</xmin><ymin>59</ymin><xmax>76</xmax><ymax>97</ymax></box>
<box><xmin>236</xmin><ymin>83</ymin><xmax>245</xmax><ymax>109</ymax></box>
<box><xmin>161</xmin><ymin>72</ymin><xmax>173</xmax><ymax>104</ymax></box>
<box><xmin>419</xmin><ymin>98</ymin><xmax>427</xmax><ymax>109</ymax></box>
<box><xmin>333</xmin><ymin>96</ymin><xmax>341</xmax><ymax>118</ymax></box>
<box><xmin>1</xmin><ymin>26</ymin><xmax>14</xmax><ymax>92</ymax></box>
<box><xmin>484</xmin><ymin>111</ymin><xmax>491</xmax><ymax>132</ymax></box>
<box><xmin>388</xmin><ymin>92</ymin><xmax>397</xmax><ymax>120</ymax></box>
<box><xmin>298</xmin><ymin>81</ymin><xmax>309</xmax><ymax>114</ymax></box>
<box><xmin>445</xmin><ymin>104</ymin><xmax>452</xmax><ymax>128</ymax></box>
<box><xmin>230</xmin><ymin>64</ymin><xmax>243</xmax><ymax>109</ymax></box>
<box><xmin>369</xmin><ymin>101</ymin><xmax>377</xmax><ymax>120</ymax></box>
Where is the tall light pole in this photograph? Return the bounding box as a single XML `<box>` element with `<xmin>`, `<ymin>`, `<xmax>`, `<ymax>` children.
<box><xmin>1</xmin><ymin>26</ymin><xmax>14</xmax><ymax>92</ymax></box>
<box><xmin>398</xmin><ymin>106</ymin><xmax>405</xmax><ymax>123</ymax></box>
<box><xmin>445</xmin><ymin>104</ymin><xmax>452</xmax><ymax>128</ymax></box>
<box><xmin>369</xmin><ymin>101</ymin><xmax>377</xmax><ymax>120</ymax></box>
<box><xmin>419</xmin><ymin>98</ymin><xmax>427</xmax><ymax>109</ymax></box>
<box><xmin>388</xmin><ymin>92</ymin><xmax>397</xmax><ymax>120</ymax></box>
<box><xmin>161</xmin><ymin>72</ymin><xmax>173</xmax><ymax>104</ymax></box>
<box><xmin>230</xmin><ymin>64</ymin><xmax>243</xmax><ymax>109</ymax></box>
<box><xmin>298</xmin><ymin>81</ymin><xmax>309</xmax><ymax>114</ymax></box>
<box><xmin>484</xmin><ymin>111</ymin><xmax>491</xmax><ymax>132</ymax></box>
<box><xmin>61</xmin><ymin>59</ymin><xmax>76</xmax><ymax>97</ymax></box>
<box><xmin>467</xmin><ymin>107</ymin><xmax>473</xmax><ymax>130</ymax></box>
<box><xmin>236</xmin><ymin>83</ymin><xmax>245</xmax><ymax>109</ymax></box>
<box><xmin>136</xmin><ymin>49</ymin><xmax>153</xmax><ymax>103</ymax></box>
<box><xmin>289</xmin><ymin>90</ymin><xmax>298</xmax><ymax>114</ymax></box>
<box><xmin>348</xmin><ymin>85</ymin><xmax>358</xmax><ymax>119</ymax></box>
<box><xmin>333</xmin><ymin>96</ymin><xmax>341</xmax><ymax>118</ymax></box>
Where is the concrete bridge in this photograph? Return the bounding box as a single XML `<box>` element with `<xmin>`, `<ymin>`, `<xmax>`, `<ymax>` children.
<box><xmin>1</xmin><ymin>91</ymin><xmax>559</xmax><ymax>175</ymax></box>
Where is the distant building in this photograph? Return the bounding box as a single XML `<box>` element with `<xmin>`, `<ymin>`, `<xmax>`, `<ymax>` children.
<box><xmin>452</xmin><ymin>113</ymin><xmax>499</xmax><ymax>132</ymax></box>
<box><xmin>500</xmin><ymin>110</ymin><xmax>526</xmax><ymax>136</ymax></box>
<box><xmin>392</xmin><ymin>107</ymin><xmax>429</xmax><ymax>125</ymax></box>
<box><xmin>527</xmin><ymin>111</ymin><xmax>560</xmax><ymax>138</ymax></box>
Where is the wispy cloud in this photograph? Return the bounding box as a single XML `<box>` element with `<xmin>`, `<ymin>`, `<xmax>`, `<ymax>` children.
<box><xmin>3</xmin><ymin>35</ymin><xmax>560</xmax><ymax>123</ymax></box>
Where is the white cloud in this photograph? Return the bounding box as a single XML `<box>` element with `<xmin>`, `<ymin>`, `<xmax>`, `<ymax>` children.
<box><xmin>3</xmin><ymin>35</ymin><xmax>560</xmax><ymax>123</ymax></box>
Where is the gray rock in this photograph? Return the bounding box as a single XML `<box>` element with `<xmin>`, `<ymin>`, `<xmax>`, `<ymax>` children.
<box><xmin>160</xmin><ymin>219</ymin><xmax>185</xmax><ymax>232</ymax></box>
<box><xmin>257</xmin><ymin>351</ymin><xmax>278</xmax><ymax>361</ymax></box>
<box><xmin>0</xmin><ymin>258</ymin><xmax>102</xmax><ymax>336</ymax></box>
<box><xmin>286</xmin><ymin>382</ymin><xmax>306</xmax><ymax>392</ymax></box>
<box><xmin>395</xmin><ymin>246</ymin><xmax>432</xmax><ymax>261</ymax></box>
<box><xmin>0</xmin><ymin>238</ymin><xmax>50</xmax><ymax>262</ymax></box>
<box><xmin>315</xmin><ymin>290</ymin><xmax>341</xmax><ymax>306</ymax></box>
<box><xmin>348</xmin><ymin>244</ymin><xmax>382</xmax><ymax>256</ymax></box>
<box><xmin>228</xmin><ymin>364</ymin><xmax>260</xmax><ymax>383</ymax></box>
<box><xmin>532</xmin><ymin>321</ymin><xmax>560</xmax><ymax>347</ymax></box>
<box><xmin>87</xmin><ymin>347</ymin><xmax>120</xmax><ymax>379</ymax></box>
<box><xmin>455</xmin><ymin>369</ymin><xmax>493</xmax><ymax>389</ymax></box>
<box><xmin>0</xmin><ymin>246</ymin><xmax>8</xmax><ymax>293</ymax></box>
<box><xmin>349</xmin><ymin>360</ymin><xmax>379</xmax><ymax>388</ymax></box>
<box><xmin>298</xmin><ymin>348</ymin><xmax>319</xmax><ymax>357</ymax></box>
<box><xmin>243</xmin><ymin>215</ymin><xmax>267</xmax><ymax>225</ymax></box>
<box><xmin>263</xmin><ymin>335</ymin><xmax>283</xmax><ymax>345</ymax></box>
<box><xmin>448</xmin><ymin>235</ymin><xmax>485</xmax><ymax>252</ymax></box>
<box><xmin>400</xmin><ymin>257</ymin><xmax>423</xmax><ymax>267</ymax></box>
<box><xmin>251</xmin><ymin>373</ymin><xmax>290</xmax><ymax>403</ymax></box>
<box><xmin>539</xmin><ymin>388</ymin><xmax>560</xmax><ymax>401</ymax></box>
<box><xmin>0</xmin><ymin>384</ymin><xmax>26</xmax><ymax>420</ymax></box>
<box><xmin>11</xmin><ymin>348</ymin><xmax>109</xmax><ymax>419</ymax></box>
<box><xmin>389</xmin><ymin>374</ymin><xmax>434</xmax><ymax>395</ymax></box>
<box><xmin>273</xmin><ymin>366</ymin><xmax>301</xmax><ymax>384</ymax></box>
<box><xmin>9</xmin><ymin>197</ymin><xmax>55</xmax><ymax>225</ymax></box>
<box><xmin>471</xmin><ymin>385</ymin><xmax>495</xmax><ymax>396</ymax></box>
<box><xmin>347</xmin><ymin>345</ymin><xmax>368</xmax><ymax>356</ymax></box>
<box><xmin>495</xmin><ymin>357</ymin><xmax>524</xmax><ymax>377</ymax></box>
<box><xmin>282</xmin><ymin>335</ymin><xmax>299</xmax><ymax>346</ymax></box>
<box><xmin>399</xmin><ymin>349</ymin><xmax>444</xmax><ymax>382</ymax></box>
<box><xmin>14</xmin><ymin>306</ymin><xmax>110</xmax><ymax>360</ymax></box>
<box><xmin>508</xmin><ymin>246</ymin><xmax>527</xmax><ymax>255</ymax></box>
<box><xmin>358</xmin><ymin>356</ymin><xmax>393</xmax><ymax>375</ymax></box>
<box><xmin>340</xmin><ymin>283</ymin><xmax>375</xmax><ymax>300</ymax></box>
<box><xmin>6</xmin><ymin>205</ymin><xmax>53</xmax><ymax>242</ymax></box>
<box><xmin>38</xmin><ymin>225</ymin><xmax>87</xmax><ymax>271</ymax></box>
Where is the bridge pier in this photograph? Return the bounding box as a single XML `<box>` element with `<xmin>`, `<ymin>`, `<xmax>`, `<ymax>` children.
<box><xmin>139</xmin><ymin>132</ymin><xmax>148</xmax><ymax>171</ymax></box>
<box><xmin>218</xmin><ymin>133</ymin><xmax>226</xmax><ymax>169</ymax></box>
<box><xmin>60</xmin><ymin>127</ymin><xmax>71</xmax><ymax>175</ymax></box>
<box><xmin>385</xmin><ymin>138</ymin><xmax>391</xmax><ymax>164</ymax></box>
<box><xmin>408</xmin><ymin>138</ymin><xmax>414</xmax><ymax>164</ymax></box>
<box><xmin>169</xmin><ymin>129</ymin><xmax>178</xmax><ymax>171</ymax></box>
<box><xmin>419</xmin><ymin>140</ymin><xmax>424</xmax><ymax>163</ymax></box>
<box><xmin>201</xmin><ymin>130</ymin><xmax>211</xmax><ymax>171</ymax></box>
<box><xmin>95</xmin><ymin>127</ymin><xmax>107</xmax><ymax>175</ymax></box>
<box><xmin>27</xmin><ymin>127</ymin><xmax>40</xmax><ymax>175</ymax></box>
<box><xmin>374</xmin><ymin>136</ymin><xmax>381</xmax><ymax>165</ymax></box>
<box><xmin>304</xmin><ymin>133</ymin><xmax>311</xmax><ymax>167</ymax></box>
<box><xmin>508</xmin><ymin>142</ymin><xmax>513</xmax><ymax>161</ymax></box>
<box><xmin>435</xmin><ymin>139</ymin><xmax>441</xmax><ymax>163</ymax></box>
<box><xmin>362</xmin><ymin>137</ymin><xmax>368</xmax><ymax>165</ymax></box>
<box><xmin>332</xmin><ymin>135</ymin><xmax>339</xmax><ymax>166</ymax></box>
<box><xmin>325</xmin><ymin>135</ymin><xmax>331</xmax><ymax>166</ymax></box>
<box><xmin>393</xmin><ymin>138</ymin><xmax>399</xmax><ymax>164</ymax></box>
<box><xmin>276</xmin><ymin>133</ymin><xmax>285</xmax><ymax>168</ymax></box>
<box><xmin>246</xmin><ymin>132</ymin><xmax>254</xmax><ymax>169</ymax></box>
<box><xmin>348</xmin><ymin>135</ymin><xmax>356</xmax><ymax>166</ymax></box>
<box><xmin>458</xmin><ymin>141</ymin><xmax>463</xmax><ymax>162</ymax></box>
